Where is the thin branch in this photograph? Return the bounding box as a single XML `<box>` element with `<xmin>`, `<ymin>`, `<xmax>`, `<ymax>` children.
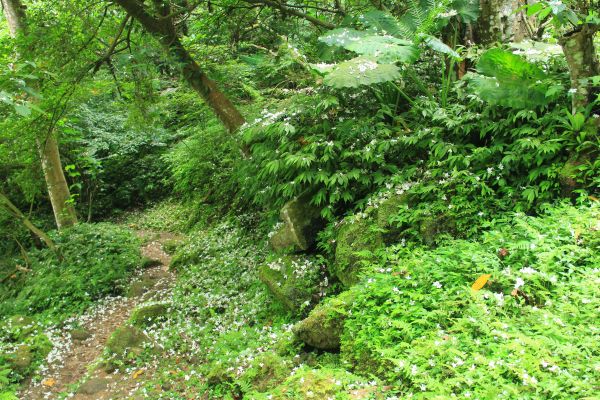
<box><xmin>242</xmin><ymin>0</ymin><xmax>335</xmax><ymax>29</ymax></box>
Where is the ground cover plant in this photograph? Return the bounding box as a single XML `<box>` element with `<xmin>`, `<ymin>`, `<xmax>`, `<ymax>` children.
<box><xmin>0</xmin><ymin>0</ymin><xmax>598</xmax><ymax>399</ymax></box>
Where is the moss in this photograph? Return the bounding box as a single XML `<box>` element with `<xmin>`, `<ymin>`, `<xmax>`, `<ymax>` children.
<box><xmin>141</xmin><ymin>257</ymin><xmax>163</xmax><ymax>269</ymax></box>
<box><xmin>293</xmin><ymin>290</ymin><xmax>355</xmax><ymax>350</ymax></box>
<box><xmin>8</xmin><ymin>332</ymin><xmax>51</xmax><ymax>376</ymax></box>
<box><xmin>162</xmin><ymin>239</ymin><xmax>181</xmax><ymax>255</ymax></box>
<box><xmin>241</xmin><ymin>353</ymin><xmax>292</xmax><ymax>393</ymax></box>
<box><xmin>258</xmin><ymin>255</ymin><xmax>322</xmax><ymax>314</ymax></box>
<box><xmin>375</xmin><ymin>193</ymin><xmax>410</xmax><ymax>244</ymax></box>
<box><xmin>10</xmin><ymin>344</ymin><xmax>33</xmax><ymax>374</ymax></box>
<box><xmin>249</xmin><ymin>366</ymin><xmax>381</xmax><ymax>399</ymax></box>
<box><xmin>6</xmin><ymin>315</ymin><xmax>36</xmax><ymax>339</ymax></box>
<box><xmin>558</xmin><ymin>156</ymin><xmax>588</xmax><ymax>196</ymax></box>
<box><xmin>104</xmin><ymin>325</ymin><xmax>147</xmax><ymax>371</ymax></box>
<box><xmin>270</xmin><ymin>191</ymin><xmax>324</xmax><ymax>252</ymax></box>
<box><xmin>419</xmin><ymin>214</ymin><xmax>456</xmax><ymax>246</ymax></box>
<box><xmin>127</xmin><ymin>276</ymin><xmax>158</xmax><ymax>297</ymax></box>
<box><xmin>129</xmin><ymin>303</ymin><xmax>169</xmax><ymax>327</ymax></box>
<box><xmin>333</xmin><ymin>218</ymin><xmax>383</xmax><ymax>287</ymax></box>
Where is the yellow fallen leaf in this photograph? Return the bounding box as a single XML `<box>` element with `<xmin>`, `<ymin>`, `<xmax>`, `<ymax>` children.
<box><xmin>471</xmin><ymin>274</ymin><xmax>491</xmax><ymax>291</ymax></box>
<box><xmin>589</xmin><ymin>195</ymin><xmax>599</xmax><ymax>202</ymax></box>
<box><xmin>42</xmin><ymin>378</ymin><xmax>56</xmax><ymax>387</ymax></box>
<box><xmin>132</xmin><ymin>370</ymin><xmax>144</xmax><ymax>379</ymax></box>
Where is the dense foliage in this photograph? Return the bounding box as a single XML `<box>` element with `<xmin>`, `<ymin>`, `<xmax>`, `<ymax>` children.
<box><xmin>0</xmin><ymin>0</ymin><xmax>598</xmax><ymax>398</ymax></box>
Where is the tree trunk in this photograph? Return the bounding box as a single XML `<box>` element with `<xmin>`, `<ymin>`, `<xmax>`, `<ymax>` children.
<box><xmin>476</xmin><ymin>0</ymin><xmax>529</xmax><ymax>44</ymax></box>
<box><xmin>2</xmin><ymin>0</ymin><xmax>78</xmax><ymax>229</ymax></box>
<box><xmin>559</xmin><ymin>24</ymin><xmax>600</xmax><ymax>113</ymax></box>
<box><xmin>113</xmin><ymin>0</ymin><xmax>246</xmax><ymax>133</ymax></box>
<box><xmin>37</xmin><ymin>135</ymin><xmax>78</xmax><ymax>228</ymax></box>
<box><xmin>0</xmin><ymin>191</ymin><xmax>57</xmax><ymax>251</ymax></box>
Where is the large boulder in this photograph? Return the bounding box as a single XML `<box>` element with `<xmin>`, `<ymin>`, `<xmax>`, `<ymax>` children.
<box><xmin>269</xmin><ymin>192</ymin><xmax>323</xmax><ymax>252</ymax></box>
<box><xmin>293</xmin><ymin>290</ymin><xmax>354</xmax><ymax>350</ymax></box>
<box><xmin>332</xmin><ymin>218</ymin><xmax>383</xmax><ymax>287</ymax></box>
<box><xmin>258</xmin><ymin>255</ymin><xmax>323</xmax><ymax>314</ymax></box>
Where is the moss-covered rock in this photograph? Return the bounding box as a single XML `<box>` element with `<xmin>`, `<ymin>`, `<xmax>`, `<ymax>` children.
<box><xmin>129</xmin><ymin>303</ymin><xmax>169</xmax><ymax>327</ymax></box>
<box><xmin>141</xmin><ymin>257</ymin><xmax>163</xmax><ymax>269</ymax></box>
<box><xmin>77</xmin><ymin>377</ymin><xmax>109</xmax><ymax>395</ymax></box>
<box><xmin>333</xmin><ymin>218</ymin><xmax>383</xmax><ymax>287</ymax></box>
<box><xmin>419</xmin><ymin>214</ymin><xmax>456</xmax><ymax>246</ymax></box>
<box><xmin>258</xmin><ymin>255</ymin><xmax>322</xmax><ymax>313</ymax></box>
<box><xmin>248</xmin><ymin>366</ymin><xmax>384</xmax><ymax>399</ymax></box>
<box><xmin>558</xmin><ymin>156</ymin><xmax>588</xmax><ymax>196</ymax></box>
<box><xmin>71</xmin><ymin>327</ymin><xmax>92</xmax><ymax>341</ymax></box>
<box><xmin>269</xmin><ymin>192</ymin><xmax>324</xmax><ymax>252</ymax></box>
<box><xmin>127</xmin><ymin>276</ymin><xmax>158</xmax><ymax>297</ymax></box>
<box><xmin>293</xmin><ymin>290</ymin><xmax>355</xmax><ymax>350</ymax></box>
<box><xmin>104</xmin><ymin>325</ymin><xmax>147</xmax><ymax>371</ymax></box>
<box><xmin>10</xmin><ymin>344</ymin><xmax>33</xmax><ymax>374</ymax></box>
<box><xmin>6</xmin><ymin>315</ymin><xmax>36</xmax><ymax>339</ymax></box>
<box><xmin>376</xmin><ymin>193</ymin><xmax>409</xmax><ymax>244</ymax></box>
<box><xmin>241</xmin><ymin>353</ymin><xmax>292</xmax><ymax>393</ymax></box>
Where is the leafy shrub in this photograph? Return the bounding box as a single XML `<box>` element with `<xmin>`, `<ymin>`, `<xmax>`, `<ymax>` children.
<box><xmin>340</xmin><ymin>203</ymin><xmax>599</xmax><ymax>398</ymax></box>
<box><xmin>241</xmin><ymin>90</ymin><xmax>402</xmax><ymax>219</ymax></box>
<box><xmin>0</xmin><ymin>223</ymin><xmax>141</xmax><ymax>320</ymax></box>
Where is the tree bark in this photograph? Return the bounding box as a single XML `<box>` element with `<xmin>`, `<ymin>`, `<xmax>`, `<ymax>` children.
<box><xmin>2</xmin><ymin>0</ymin><xmax>78</xmax><ymax>229</ymax></box>
<box><xmin>113</xmin><ymin>0</ymin><xmax>246</xmax><ymax>133</ymax></box>
<box><xmin>37</xmin><ymin>135</ymin><xmax>78</xmax><ymax>228</ymax></box>
<box><xmin>476</xmin><ymin>0</ymin><xmax>529</xmax><ymax>44</ymax></box>
<box><xmin>559</xmin><ymin>24</ymin><xmax>600</xmax><ymax>113</ymax></box>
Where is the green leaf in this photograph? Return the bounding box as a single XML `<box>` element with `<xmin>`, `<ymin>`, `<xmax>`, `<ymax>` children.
<box><xmin>344</xmin><ymin>35</ymin><xmax>419</xmax><ymax>63</ymax></box>
<box><xmin>465</xmin><ymin>48</ymin><xmax>550</xmax><ymax>109</ymax></box>
<box><xmin>421</xmin><ymin>34</ymin><xmax>460</xmax><ymax>59</ymax></box>
<box><xmin>322</xmin><ymin>57</ymin><xmax>401</xmax><ymax>88</ymax></box>
<box><xmin>14</xmin><ymin>104</ymin><xmax>32</xmax><ymax>117</ymax></box>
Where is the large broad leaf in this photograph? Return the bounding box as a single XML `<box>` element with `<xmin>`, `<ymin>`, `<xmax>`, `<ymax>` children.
<box><xmin>319</xmin><ymin>28</ymin><xmax>419</xmax><ymax>63</ymax></box>
<box><xmin>422</xmin><ymin>34</ymin><xmax>460</xmax><ymax>59</ymax></box>
<box><xmin>319</xmin><ymin>28</ymin><xmax>368</xmax><ymax>47</ymax></box>
<box><xmin>344</xmin><ymin>35</ymin><xmax>419</xmax><ymax>63</ymax></box>
<box><xmin>322</xmin><ymin>57</ymin><xmax>401</xmax><ymax>88</ymax></box>
<box><xmin>465</xmin><ymin>48</ymin><xmax>551</xmax><ymax>109</ymax></box>
<box><xmin>451</xmin><ymin>0</ymin><xmax>480</xmax><ymax>23</ymax></box>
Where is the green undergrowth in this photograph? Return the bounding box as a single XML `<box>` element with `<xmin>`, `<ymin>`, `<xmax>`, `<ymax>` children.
<box><xmin>340</xmin><ymin>203</ymin><xmax>599</xmax><ymax>398</ymax></box>
<box><xmin>0</xmin><ymin>222</ymin><xmax>141</xmax><ymax>396</ymax></box>
<box><xmin>122</xmin><ymin>199</ymin><xmax>192</xmax><ymax>233</ymax></box>
<box><xmin>124</xmin><ymin>202</ymin><xmax>598</xmax><ymax>399</ymax></box>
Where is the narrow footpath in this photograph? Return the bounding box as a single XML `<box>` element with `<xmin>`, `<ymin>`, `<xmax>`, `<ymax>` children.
<box><xmin>19</xmin><ymin>231</ymin><xmax>180</xmax><ymax>400</ymax></box>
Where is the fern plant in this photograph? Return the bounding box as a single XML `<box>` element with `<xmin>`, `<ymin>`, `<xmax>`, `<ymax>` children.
<box><xmin>464</xmin><ymin>48</ymin><xmax>559</xmax><ymax>109</ymax></box>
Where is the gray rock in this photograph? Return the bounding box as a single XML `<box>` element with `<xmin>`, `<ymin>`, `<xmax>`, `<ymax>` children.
<box><xmin>270</xmin><ymin>192</ymin><xmax>323</xmax><ymax>252</ymax></box>
<box><xmin>293</xmin><ymin>290</ymin><xmax>354</xmax><ymax>350</ymax></box>
<box><xmin>332</xmin><ymin>217</ymin><xmax>383</xmax><ymax>287</ymax></box>
<box><xmin>77</xmin><ymin>377</ymin><xmax>109</xmax><ymax>394</ymax></box>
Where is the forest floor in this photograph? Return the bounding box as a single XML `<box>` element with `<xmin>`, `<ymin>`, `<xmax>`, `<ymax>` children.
<box><xmin>18</xmin><ymin>230</ymin><xmax>181</xmax><ymax>400</ymax></box>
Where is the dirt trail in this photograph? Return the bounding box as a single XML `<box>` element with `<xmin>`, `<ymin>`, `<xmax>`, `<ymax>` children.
<box><xmin>19</xmin><ymin>231</ymin><xmax>180</xmax><ymax>400</ymax></box>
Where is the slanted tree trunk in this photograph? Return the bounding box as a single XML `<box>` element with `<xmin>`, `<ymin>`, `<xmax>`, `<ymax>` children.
<box><xmin>113</xmin><ymin>0</ymin><xmax>246</xmax><ymax>133</ymax></box>
<box><xmin>0</xmin><ymin>191</ymin><xmax>56</xmax><ymax>251</ymax></box>
<box><xmin>559</xmin><ymin>23</ymin><xmax>600</xmax><ymax>113</ymax></box>
<box><xmin>1</xmin><ymin>0</ymin><xmax>78</xmax><ymax>229</ymax></box>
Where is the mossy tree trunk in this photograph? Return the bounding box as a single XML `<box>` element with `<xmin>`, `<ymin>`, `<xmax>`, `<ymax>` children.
<box><xmin>559</xmin><ymin>24</ymin><xmax>600</xmax><ymax>113</ymax></box>
<box><xmin>1</xmin><ymin>0</ymin><xmax>78</xmax><ymax>229</ymax></box>
<box><xmin>113</xmin><ymin>0</ymin><xmax>246</xmax><ymax>133</ymax></box>
<box><xmin>476</xmin><ymin>0</ymin><xmax>529</xmax><ymax>44</ymax></box>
